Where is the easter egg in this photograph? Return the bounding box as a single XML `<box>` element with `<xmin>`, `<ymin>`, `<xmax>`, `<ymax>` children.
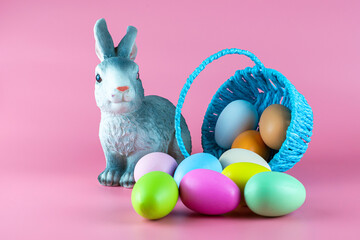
<box><xmin>134</xmin><ymin>152</ymin><xmax>178</xmax><ymax>182</ymax></box>
<box><xmin>222</xmin><ymin>162</ymin><xmax>270</xmax><ymax>205</ymax></box>
<box><xmin>131</xmin><ymin>171</ymin><xmax>178</xmax><ymax>219</ymax></box>
<box><xmin>180</xmin><ymin>169</ymin><xmax>240</xmax><ymax>215</ymax></box>
<box><xmin>215</xmin><ymin>100</ymin><xmax>259</xmax><ymax>149</ymax></box>
<box><xmin>245</xmin><ymin>172</ymin><xmax>306</xmax><ymax>217</ymax></box>
<box><xmin>173</xmin><ymin>153</ymin><xmax>222</xmax><ymax>186</ymax></box>
<box><xmin>219</xmin><ymin>148</ymin><xmax>271</xmax><ymax>170</ymax></box>
<box><xmin>259</xmin><ymin>104</ymin><xmax>291</xmax><ymax>150</ymax></box>
<box><xmin>231</xmin><ymin>130</ymin><xmax>270</xmax><ymax>160</ymax></box>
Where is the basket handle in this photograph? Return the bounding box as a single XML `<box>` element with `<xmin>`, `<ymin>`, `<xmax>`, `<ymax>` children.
<box><xmin>175</xmin><ymin>48</ymin><xmax>264</xmax><ymax>158</ymax></box>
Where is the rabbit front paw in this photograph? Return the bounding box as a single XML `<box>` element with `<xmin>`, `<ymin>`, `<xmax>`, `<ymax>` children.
<box><xmin>98</xmin><ymin>168</ymin><xmax>123</xmax><ymax>186</ymax></box>
<box><xmin>120</xmin><ymin>170</ymin><xmax>135</xmax><ymax>188</ymax></box>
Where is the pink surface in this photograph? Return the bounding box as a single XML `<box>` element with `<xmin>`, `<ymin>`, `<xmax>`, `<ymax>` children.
<box><xmin>1</xmin><ymin>0</ymin><xmax>359</xmax><ymax>239</ymax></box>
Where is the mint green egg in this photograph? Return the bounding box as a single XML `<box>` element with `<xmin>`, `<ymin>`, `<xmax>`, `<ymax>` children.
<box><xmin>244</xmin><ymin>172</ymin><xmax>306</xmax><ymax>217</ymax></box>
<box><xmin>131</xmin><ymin>171</ymin><xmax>178</xmax><ymax>220</ymax></box>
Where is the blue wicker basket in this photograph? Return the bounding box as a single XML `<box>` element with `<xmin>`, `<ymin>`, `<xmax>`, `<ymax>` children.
<box><xmin>174</xmin><ymin>48</ymin><xmax>313</xmax><ymax>172</ymax></box>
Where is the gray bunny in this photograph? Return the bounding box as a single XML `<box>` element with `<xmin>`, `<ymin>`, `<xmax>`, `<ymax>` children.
<box><xmin>94</xmin><ymin>18</ymin><xmax>192</xmax><ymax>188</ymax></box>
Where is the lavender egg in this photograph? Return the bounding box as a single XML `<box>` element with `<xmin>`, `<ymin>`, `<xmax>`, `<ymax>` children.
<box><xmin>134</xmin><ymin>152</ymin><xmax>178</xmax><ymax>182</ymax></box>
<box><xmin>179</xmin><ymin>169</ymin><xmax>240</xmax><ymax>215</ymax></box>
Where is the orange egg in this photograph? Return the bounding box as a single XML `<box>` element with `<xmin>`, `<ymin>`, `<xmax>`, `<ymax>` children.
<box><xmin>231</xmin><ymin>130</ymin><xmax>270</xmax><ymax>160</ymax></box>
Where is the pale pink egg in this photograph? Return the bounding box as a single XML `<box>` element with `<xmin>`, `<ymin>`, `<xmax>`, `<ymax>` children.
<box><xmin>134</xmin><ymin>152</ymin><xmax>178</xmax><ymax>182</ymax></box>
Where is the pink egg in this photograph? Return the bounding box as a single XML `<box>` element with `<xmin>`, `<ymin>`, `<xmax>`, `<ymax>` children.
<box><xmin>134</xmin><ymin>152</ymin><xmax>178</xmax><ymax>182</ymax></box>
<box><xmin>179</xmin><ymin>169</ymin><xmax>240</xmax><ymax>215</ymax></box>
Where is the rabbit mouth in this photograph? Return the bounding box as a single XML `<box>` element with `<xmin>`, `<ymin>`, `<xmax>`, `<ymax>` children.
<box><xmin>111</xmin><ymin>99</ymin><xmax>129</xmax><ymax>104</ymax></box>
<box><xmin>110</xmin><ymin>94</ymin><xmax>132</xmax><ymax>103</ymax></box>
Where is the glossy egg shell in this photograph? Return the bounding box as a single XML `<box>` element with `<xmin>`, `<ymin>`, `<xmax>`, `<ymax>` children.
<box><xmin>259</xmin><ymin>104</ymin><xmax>291</xmax><ymax>150</ymax></box>
<box><xmin>231</xmin><ymin>130</ymin><xmax>270</xmax><ymax>160</ymax></box>
<box><xmin>215</xmin><ymin>100</ymin><xmax>259</xmax><ymax>149</ymax></box>
<box><xmin>180</xmin><ymin>169</ymin><xmax>240</xmax><ymax>215</ymax></box>
<box><xmin>134</xmin><ymin>152</ymin><xmax>178</xmax><ymax>182</ymax></box>
<box><xmin>219</xmin><ymin>148</ymin><xmax>271</xmax><ymax>170</ymax></box>
<box><xmin>245</xmin><ymin>172</ymin><xmax>306</xmax><ymax>217</ymax></box>
<box><xmin>173</xmin><ymin>153</ymin><xmax>222</xmax><ymax>186</ymax></box>
<box><xmin>131</xmin><ymin>171</ymin><xmax>178</xmax><ymax>220</ymax></box>
<box><xmin>222</xmin><ymin>162</ymin><xmax>270</xmax><ymax>205</ymax></box>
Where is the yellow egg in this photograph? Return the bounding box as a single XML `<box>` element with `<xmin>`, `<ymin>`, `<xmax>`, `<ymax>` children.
<box><xmin>259</xmin><ymin>104</ymin><xmax>291</xmax><ymax>150</ymax></box>
<box><xmin>222</xmin><ymin>162</ymin><xmax>270</xmax><ymax>205</ymax></box>
<box><xmin>231</xmin><ymin>130</ymin><xmax>270</xmax><ymax>160</ymax></box>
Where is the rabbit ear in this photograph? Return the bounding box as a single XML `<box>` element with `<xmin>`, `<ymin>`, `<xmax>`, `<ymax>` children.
<box><xmin>94</xmin><ymin>18</ymin><xmax>115</xmax><ymax>61</ymax></box>
<box><xmin>129</xmin><ymin>43</ymin><xmax>137</xmax><ymax>61</ymax></box>
<box><xmin>117</xmin><ymin>26</ymin><xmax>138</xmax><ymax>60</ymax></box>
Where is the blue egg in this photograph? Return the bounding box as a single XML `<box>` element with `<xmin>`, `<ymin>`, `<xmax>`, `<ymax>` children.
<box><xmin>174</xmin><ymin>153</ymin><xmax>222</xmax><ymax>186</ymax></box>
<box><xmin>215</xmin><ymin>100</ymin><xmax>259</xmax><ymax>149</ymax></box>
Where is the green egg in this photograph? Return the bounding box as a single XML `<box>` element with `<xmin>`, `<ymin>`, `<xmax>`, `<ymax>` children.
<box><xmin>244</xmin><ymin>171</ymin><xmax>306</xmax><ymax>217</ymax></box>
<box><xmin>131</xmin><ymin>171</ymin><xmax>178</xmax><ymax>220</ymax></box>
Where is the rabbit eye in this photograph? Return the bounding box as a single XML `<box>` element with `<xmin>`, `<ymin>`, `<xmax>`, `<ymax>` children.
<box><xmin>96</xmin><ymin>74</ymin><xmax>102</xmax><ymax>83</ymax></box>
<box><xmin>136</xmin><ymin>72</ymin><xmax>140</xmax><ymax>80</ymax></box>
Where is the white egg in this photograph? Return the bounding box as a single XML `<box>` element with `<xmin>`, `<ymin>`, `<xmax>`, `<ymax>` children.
<box><xmin>219</xmin><ymin>148</ymin><xmax>271</xmax><ymax>170</ymax></box>
<box><xmin>214</xmin><ymin>100</ymin><xmax>259</xmax><ymax>149</ymax></box>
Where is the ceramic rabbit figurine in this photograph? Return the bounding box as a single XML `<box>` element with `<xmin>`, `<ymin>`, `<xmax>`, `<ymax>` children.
<box><xmin>94</xmin><ymin>19</ymin><xmax>192</xmax><ymax>188</ymax></box>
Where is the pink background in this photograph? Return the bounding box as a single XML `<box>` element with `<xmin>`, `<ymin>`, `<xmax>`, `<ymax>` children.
<box><xmin>1</xmin><ymin>0</ymin><xmax>359</xmax><ymax>239</ymax></box>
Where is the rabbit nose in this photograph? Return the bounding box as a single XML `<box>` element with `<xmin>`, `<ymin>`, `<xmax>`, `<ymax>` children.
<box><xmin>116</xmin><ymin>86</ymin><xmax>129</xmax><ymax>92</ymax></box>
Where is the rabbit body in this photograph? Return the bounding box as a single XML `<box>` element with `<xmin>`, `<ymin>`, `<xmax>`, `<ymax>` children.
<box><xmin>94</xmin><ymin>19</ymin><xmax>191</xmax><ymax>188</ymax></box>
<box><xmin>99</xmin><ymin>96</ymin><xmax>189</xmax><ymax>156</ymax></box>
